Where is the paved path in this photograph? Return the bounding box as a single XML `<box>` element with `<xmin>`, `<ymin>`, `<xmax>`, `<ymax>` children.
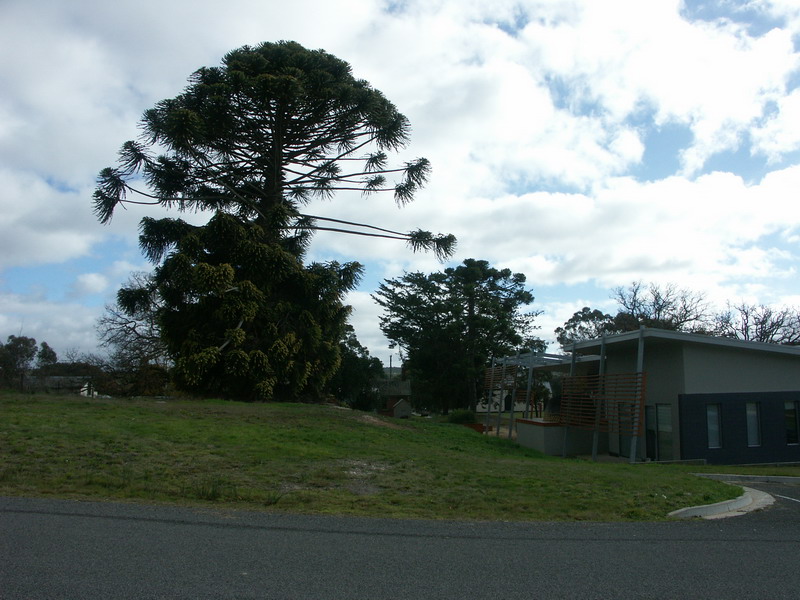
<box><xmin>1</xmin><ymin>494</ymin><xmax>799</xmax><ymax>599</ymax></box>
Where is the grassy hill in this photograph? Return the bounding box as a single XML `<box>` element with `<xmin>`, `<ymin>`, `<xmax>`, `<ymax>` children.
<box><xmin>0</xmin><ymin>392</ymin><xmax>751</xmax><ymax>521</ymax></box>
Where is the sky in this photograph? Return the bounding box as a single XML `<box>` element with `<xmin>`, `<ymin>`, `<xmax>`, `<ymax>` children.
<box><xmin>2</xmin><ymin>0</ymin><xmax>800</xmax><ymax>366</ymax></box>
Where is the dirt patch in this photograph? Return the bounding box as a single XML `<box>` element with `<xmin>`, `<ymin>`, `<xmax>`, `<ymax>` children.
<box><xmin>359</xmin><ymin>414</ymin><xmax>407</xmax><ymax>430</ymax></box>
<box><xmin>342</xmin><ymin>459</ymin><xmax>387</xmax><ymax>496</ymax></box>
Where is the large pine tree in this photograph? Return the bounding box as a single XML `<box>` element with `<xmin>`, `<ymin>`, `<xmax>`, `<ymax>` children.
<box><xmin>94</xmin><ymin>41</ymin><xmax>454</xmax><ymax>400</ymax></box>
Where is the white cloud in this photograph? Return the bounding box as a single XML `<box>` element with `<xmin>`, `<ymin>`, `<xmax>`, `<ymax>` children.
<box><xmin>71</xmin><ymin>273</ymin><xmax>109</xmax><ymax>297</ymax></box>
<box><xmin>2</xmin><ymin>0</ymin><xmax>800</xmax><ymax>364</ymax></box>
<box><xmin>516</xmin><ymin>0</ymin><xmax>799</xmax><ymax>174</ymax></box>
<box><xmin>345</xmin><ymin>290</ymin><xmax>397</xmax><ymax>366</ymax></box>
<box><xmin>0</xmin><ymin>291</ymin><xmax>102</xmax><ymax>357</ymax></box>
<box><xmin>751</xmin><ymin>87</ymin><xmax>800</xmax><ymax>160</ymax></box>
<box><xmin>0</xmin><ymin>170</ymin><xmax>101</xmax><ymax>268</ymax></box>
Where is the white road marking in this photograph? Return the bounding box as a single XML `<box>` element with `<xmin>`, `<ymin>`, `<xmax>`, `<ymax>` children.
<box><xmin>774</xmin><ymin>494</ymin><xmax>800</xmax><ymax>504</ymax></box>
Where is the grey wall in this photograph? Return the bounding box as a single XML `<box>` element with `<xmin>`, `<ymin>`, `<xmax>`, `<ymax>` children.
<box><xmin>603</xmin><ymin>342</ymin><xmax>685</xmax><ymax>460</ymax></box>
<box><xmin>682</xmin><ymin>345</ymin><xmax>800</xmax><ymax>394</ymax></box>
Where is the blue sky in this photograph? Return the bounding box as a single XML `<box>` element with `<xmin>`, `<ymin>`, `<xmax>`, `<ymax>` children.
<box><xmin>2</xmin><ymin>0</ymin><xmax>800</xmax><ymax>365</ymax></box>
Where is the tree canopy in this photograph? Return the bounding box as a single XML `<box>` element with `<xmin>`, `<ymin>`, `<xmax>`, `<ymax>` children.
<box><xmin>94</xmin><ymin>40</ymin><xmax>454</xmax><ymax>258</ymax></box>
<box><xmin>556</xmin><ymin>282</ymin><xmax>711</xmax><ymax>349</ymax></box>
<box><xmin>374</xmin><ymin>259</ymin><xmax>539</xmax><ymax>413</ymax></box>
<box><xmin>0</xmin><ymin>335</ymin><xmax>38</xmax><ymax>388</ymax></box>
<box><xmin>325</xmin><ymin>325</ymin><xmax>385</xmax><ymax>410</ymax></box>
<box><xmin>93</xmin><ymin>41</ymin><xmax>454</xmax><ymax>400</ymax></box>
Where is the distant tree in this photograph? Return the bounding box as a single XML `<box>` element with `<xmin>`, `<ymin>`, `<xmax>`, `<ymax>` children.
<box><xmin>325</xmin><ymin>325</ymin><xmax>384</xmax><ymax>410</ymax></box>
<box><xmin>35</xmin><ymin>342</ymin><xmax>58</xmax><ymax>373</ymax></box>
<box><xmin>93</xmin><ymin>41</ymin><xmax>455</xmax><ymax>401</ymax></box>
<box><xmin>555</xmin><ymin>307</ymin><xmax>615</xmax><ymax>348</ymax></box>
<box><xmin>94</xmin><ymin>272</ymin><xmax>172</xmax><ymax>396</ymax></box>
<box><xmin>0</xmin><ymin>335</ymin><xmax>38</xmax><ymax>389</ymax></box>
<box><xmin>611</xmin><ymin>281</ymin><xmax>710</xmax><ymax>331</ymax></box>
<box><xmin>97</xmin><ymin>272</ymin><xmax>170</xmax><ymax>367</ymax></box>
<box><xmin>374</xmin><ymin>259</ymin><xmax>539</xmax><ymax>413</ymax></box>
<box><xmin>555</xmin><ymin>282</ymin><xmax>712</xmax><ymax>351</ymax></box>
<box><xmin>713</xmin><ymin>302</ymin><xmax>800</xmax><ymax>345</ymax></box>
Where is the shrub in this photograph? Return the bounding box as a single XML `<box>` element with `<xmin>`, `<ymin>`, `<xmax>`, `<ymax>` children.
<box><xmin>447</xmin><ymin>409</ymin><xmax>476</xmax><ymax>424</ymax></box>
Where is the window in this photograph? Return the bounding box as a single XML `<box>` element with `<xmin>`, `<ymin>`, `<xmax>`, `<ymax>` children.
<box><xmin>656</xmin><ymin>404</ymin><xmax>673</xmax><ymax>460</ymax></box>
<box><xmin>786</xmin><ymin>401</ymin><xmax>799</xmax><ymax>445</ymax></box>
<box><xmin>746</xmin><ymin>402</ymin><xmax>761</xmax><ymax>447</ymax></box>
<box><xmin>706</xmin><ymin>404</ymin><xmax>722</xmax><ymax>449</ymax></box>
<box><xmin>645</xmin><ymin>404</ymin><xmax>673</xmax><ymax>461</ymax></box>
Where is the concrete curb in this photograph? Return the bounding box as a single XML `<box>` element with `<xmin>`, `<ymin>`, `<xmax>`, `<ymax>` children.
<box><xmin>667</xmin><ymin>472</ymin><xmax>797</xmax><ymax>519</ymax></box>
<box><xmin>668</xmin><ymin>486</ymin><xmax>774</xmax><ymax>519</ymax></box>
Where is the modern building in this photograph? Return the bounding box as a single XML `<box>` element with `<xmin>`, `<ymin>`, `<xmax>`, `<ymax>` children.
<box><xmin>517</xmin><ymin>328</ymin><xmax>800</xmax><ymax>465</ymax></box>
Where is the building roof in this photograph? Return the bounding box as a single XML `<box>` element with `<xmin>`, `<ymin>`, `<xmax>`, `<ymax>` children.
<box><xmin>570</xmin><ymin>327</ymin><xmax>800</xmax><ymax>358</ymax></box>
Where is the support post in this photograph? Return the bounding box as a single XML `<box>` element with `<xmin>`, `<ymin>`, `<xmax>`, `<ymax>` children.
<box><xmin>495</xmin><ymin>362</ymin><xmax>506</xmax><ymax>437</ymax></box>
<box><xmin>563</xmin><ymin>343</ymin><xmax>577</xmax><ymax>458</ymax></box>
<box><xmin>591</xmin><ymin>335</ymin><xmax>607</xmax><ymax>462</ymax></box>
<box><xmin>525</xmin><ymin>347</ymin><xmax>535</xmax><ymax>419</ymax></box>
<box><xmin>484</xmin><ymin>357</ymin><xmax>496</xmax><ymax>434</ymax></box>
<box><xmin>629</xmin><ymin>326</ymin><xmax>645</xmax><ymax>464</ymax></box>
<box><xmin>508</xmin><ymin>352</ymin><xmax>520</xmax><ymax>439</ymax></box>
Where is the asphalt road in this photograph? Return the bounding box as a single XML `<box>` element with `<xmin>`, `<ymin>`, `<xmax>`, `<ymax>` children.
<box><xmin>1</xmin><ymin>489</ymin><xmax>799</xmax><ymax>600</ymax></box>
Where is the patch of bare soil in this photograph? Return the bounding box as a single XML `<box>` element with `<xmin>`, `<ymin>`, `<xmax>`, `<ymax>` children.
<box><xmin>342</xmin><ymin>459</ymin><xmax>387</xmax><ymax>496</ymax></box>
<box><xmin>359</xmin><ymin>414</ymin><xmax>407</xmax><ymax>430</ymax></box>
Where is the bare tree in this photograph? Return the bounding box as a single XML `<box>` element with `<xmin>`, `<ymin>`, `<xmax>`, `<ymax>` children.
<box><xmin>611</xmin><ymin>281</ymin><xmax>710</xmax><ymax>331</ymax></box>
<box><xmin>97</xmin><ymin>272</ymin><xmax>170</xmax><ymax>368</ymax></box>
<box><xmin>713</xmin><ymin>302</ymin><xmax>800</xmax><ymax>345</ymax></box>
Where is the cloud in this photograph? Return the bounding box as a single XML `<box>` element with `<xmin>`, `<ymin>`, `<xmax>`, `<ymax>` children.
<box><xmin>514</xmin><ymin>1</ymin><xmax>799</xmax><ymax>175</ymax></box>
<box><xmin>0</xmin><ymin>170</ymin><xmax>101</xmax><ymax>268</ymax></box>
<box><xmin>751</xmin><ymin>87</ymin><xmax>800</xmax><ymax>161</ymax></box>
<box><xmin>70</xmin><ymin>273</ymin><xmax>109</xmax><ymax>297</ymax></box>
<box><xmin>0</xmin><ymin>291</ymin><xmax>102</xmax><ymax>356</ymax></box>
<box><xmin>2</xmin><ymin>0</ymin><xmax>800</xmax><ymax>365</ymax></box>
<box><xmin>345</xmin><ymin>290</ymin><xmax>398</xmax><ymax>365</ymax></box>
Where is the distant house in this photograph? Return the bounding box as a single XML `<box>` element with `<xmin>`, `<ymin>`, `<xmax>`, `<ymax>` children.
<box><xmin>376</xmin><ymin>379</ymin><xmax>413</xmax><ymax>418</ymax></box>
<box><xmin>380</xmin><ymin>398</ymin><xmax>413</xmax><ymax>419</ymax></box>
<box><xmin>23</xmin><ymin>375</ymin><xmax>96</xmax><ymax>396</ymax></box>
<box><xmin>517</xmin><ymin>328</ymin><xmax>800</xmax><ymax>465</ymax></box>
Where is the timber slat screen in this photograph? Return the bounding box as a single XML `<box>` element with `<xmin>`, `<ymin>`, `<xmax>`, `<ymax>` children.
<box><xmin>560</xmin><ymin>372</ymin><xmax>646</xmax><ymax>434</ymax></box>
<box><xmin>483</xmin><ymin>365</ymin><xmax>518</xmax><ymax>391</ymax></box>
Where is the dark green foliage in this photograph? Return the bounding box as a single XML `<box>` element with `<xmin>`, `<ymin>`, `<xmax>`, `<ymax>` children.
<box><xmin>93</xmin><ymin>41</ymin><xmax>454</xmax><ymax>400</ymax></box>
<box><xmin>447</xmin><ymin>409</ymin><xmax>477</xmax><ymax>424</ymax></box>
<box><xmin>326</xmin><ymin>325</ymin><xmax>384</xmax><ymax>410</ymax></box>
<box><xmin>374</xmin><ymin>259</ymin><xmax>540</xmax><ymax>413</ymax></box>
<box><xmin>36</xmin><ymin>342</ymin><xmax>58</xmax><ymax>371</ymax></box>
<box><xmin>0</xmin><ymin>336</ymin><xmax>38</xmax><ymax>389</ymax></box>
<box><xmin>156</xmin><ymin>215</ymin><xmax>362</xmax><ymax>399</ymax></box>
<box><xmin>555</xmin><ymin>307</ymin><xmax>616</xmax><ymax>349</ymax></box>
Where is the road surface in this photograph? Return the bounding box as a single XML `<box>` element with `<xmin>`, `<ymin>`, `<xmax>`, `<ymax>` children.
<box><xmin>1</xmin><ymin>491</ymin><xmax>799</xmax><ymax>599</ymax></box>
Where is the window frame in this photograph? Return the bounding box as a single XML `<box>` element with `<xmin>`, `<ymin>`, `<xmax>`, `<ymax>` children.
<box><xmin>706</xmin><ymin>403</ymin><xmax>722</xmax><ymax>450</ymax></box>
<box><xmin>786</xmin><ymin>401</ymin><xmax>799</xmax><ymax>446</ymax></box>
<box><xmin>745</xmin><ymin>402</ymin><xmax>761</xmax><ymax>448</ymax></box>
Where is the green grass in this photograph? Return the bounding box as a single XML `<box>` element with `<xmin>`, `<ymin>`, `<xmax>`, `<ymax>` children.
<box><xmin>0</xmin><ymin>392</ymin><xmax>751</xmax><ymax>521</ymax></box>
<box><xmin>687</xmin><ymin>463</ymin><xmax>800</xmax><ymax>477</ymax></box>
